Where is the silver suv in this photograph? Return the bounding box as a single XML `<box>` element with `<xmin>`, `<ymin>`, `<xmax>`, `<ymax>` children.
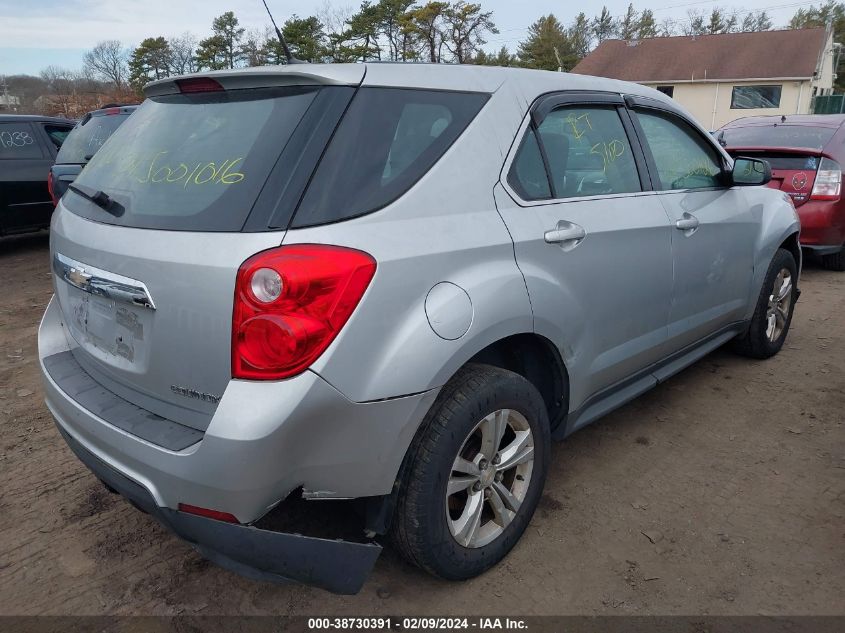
<box><xmin>38</xmin><ymin>64</ymin><xmax>800</xmax><ymax>594</ymax></box>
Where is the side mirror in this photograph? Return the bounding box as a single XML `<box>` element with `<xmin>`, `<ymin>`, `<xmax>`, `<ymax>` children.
<box><xmin>732</xmin><ymin>157</ymin><xmax>771</xmax><ymax>186</ymax></box>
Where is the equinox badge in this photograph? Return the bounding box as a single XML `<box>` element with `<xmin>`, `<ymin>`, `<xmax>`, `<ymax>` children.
<box><xmin>170</xmin><ymin>385</ymin><xmax>221</xmax><ymax>404</ymax></box>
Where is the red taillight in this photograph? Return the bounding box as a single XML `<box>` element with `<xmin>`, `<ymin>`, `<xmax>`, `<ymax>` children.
<box><xmin>176</xmin><ymin>77</ymin><xmax>224</xmax><ymax>93</ymax></box>
<box><xmin>47</xmin><ymin>171</ymin><xmax>57</xmax><ymax>206</ymax></box>
<box><xmin>178</xmin><ymin>503</ymin><xmax>239</xmax><ymax>523</ymax></box>
<box><xmin>232</xmin><ymin>244</ymin><xmax>377</xmax><ymax>380</ymax></box>
<box><xmin>811</xmin><ymin>157</ymin><xmax>842</xmax><ymax>201</ymax></box>
<box><xmin>102</xmin><ymin>107</ymin><xmax>121</xmax><ymax>115</ymax></box>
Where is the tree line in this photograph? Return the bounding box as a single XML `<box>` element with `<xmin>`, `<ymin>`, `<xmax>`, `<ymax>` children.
<box><xmin>5</xmin><ymin>0</ymin><xmax>845</xmax><ymax>117</ymax></box>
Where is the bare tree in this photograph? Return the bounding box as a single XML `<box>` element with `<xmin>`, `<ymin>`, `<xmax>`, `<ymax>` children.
<box><xmin>658</xmin><ymin>17</ymin><xmax>676</xmax><ymax>37</ymax></box>
<box><xmin>169</xmin><ymin>32</ymin><xmax>198</xmax><ymax>75</ymax></box>
<box><xmin>683</xmin><ymin>9</ymin><xmax>707</xmax><ymax>36</ymax></box>
<box><xmin>39</xmin><ymin>66</ymin><xmax>78</xmax><ymax>117</ymax></box>
<box><xmin>318</xmin><ymin>0</ymin><xmax>354</xmax><ymax>37</ymax></box>
<box><xmin>83</xmin><ymin>40</ymin><xmax>129</xmax><ymax>89</ymax></box>
<box><xmin>241</xmin><ymin>28</ymin><xmax>270</xmax><ymax>67</ymax></box>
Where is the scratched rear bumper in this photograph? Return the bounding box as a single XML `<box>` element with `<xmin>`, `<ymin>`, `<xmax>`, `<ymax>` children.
<box><xmin>58</xmin><ymin>423</ymin><xmax>382</xmax><ymax>594</ymax></box>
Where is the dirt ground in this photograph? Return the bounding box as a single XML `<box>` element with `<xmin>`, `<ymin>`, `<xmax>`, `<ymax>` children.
<box><xmin>0</xmin><ymin>231</ymin><xmax>843</xmax><ymax>616</ymax></box>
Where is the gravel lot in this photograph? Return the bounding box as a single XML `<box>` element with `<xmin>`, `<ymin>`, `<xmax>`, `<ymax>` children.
<box><xmin>0</xmin><ymin>232</ymin><xmax>843</xmax><ymax>616</ymax></box>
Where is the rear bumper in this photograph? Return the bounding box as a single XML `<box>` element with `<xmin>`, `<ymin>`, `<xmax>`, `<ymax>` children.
<box><xmin>39</xmin><ymin>295</ymin><xmax>437</xmax><ymax>521</ymax></box>
<box><xmin>801</xmin><ymin>244</ymin><xmax>843</xmax><ymax>256</ymax></box>
<box><xmin>38</xmin><ymin>294</ymin><xmax>439</xmax><ymax>591</ymax></box>
<box><xmin>796</xmin><ymin>200</ymin><xmax>845</xmax><ymax>249</ymax></box>
<box><xmin>57</xmin><ymin>423</ymin><xmax>381</xmax><ymax>594</ymax></box>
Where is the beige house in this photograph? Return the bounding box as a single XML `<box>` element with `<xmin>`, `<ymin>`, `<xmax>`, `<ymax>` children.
<box><xmin>572</xmin><ymin>28</ymin><xmax>837</xmax><ymax>129</ymax></box>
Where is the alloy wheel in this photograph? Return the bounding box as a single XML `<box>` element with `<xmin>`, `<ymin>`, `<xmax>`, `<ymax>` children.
<box><xmin>766</xmin><ymin>268</ymin><xmax>793</xmax><ymax>342</ymax></box>
<box><xmin>446</xmin><ymin>409</ymin><xmax>535</xmax><ymax>548</ymax></box>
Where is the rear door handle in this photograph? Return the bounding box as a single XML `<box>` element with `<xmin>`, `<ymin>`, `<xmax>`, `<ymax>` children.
<box><xmin>544</xmin><ymin>221</ymin><xmax>587</xmax><ymax>247</ymax></box>
<box><xmin>675</xmin><ymin>214</ymin><xmax>700</xmax><ymax>231</ymax></box>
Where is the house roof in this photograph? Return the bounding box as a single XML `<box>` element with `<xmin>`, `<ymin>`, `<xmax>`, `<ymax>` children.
<box><xmin>571</xmin><ymin>28</ymin><xmax>828</xmax><ymax>83</ymax></box>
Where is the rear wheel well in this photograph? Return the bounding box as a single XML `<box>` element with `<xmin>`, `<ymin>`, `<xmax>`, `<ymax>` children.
<box><xmin>366</xmin><ymin>334</ymin><xmax>568</xmax><ymax>537</ymax></box>
<box><xmin>467</xmin><ymin>334</ymin><xmax>568</xmax><ymax>432</ymax></box>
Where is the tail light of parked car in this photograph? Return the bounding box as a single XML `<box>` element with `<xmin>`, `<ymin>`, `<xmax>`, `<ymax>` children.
<box><xmin>47</xmin><ymin>171</ymin><xmax>57</xmax><ymax>206</ymax></box>
<box><xmin>811</xmin><ymin>157</ymin><xmax>842</xmax><ymax>201</ymax></box>
<box><xmin>232</xmin><ymin>244</ymin><xmax>377</xmax><ymax>380</ymax></box>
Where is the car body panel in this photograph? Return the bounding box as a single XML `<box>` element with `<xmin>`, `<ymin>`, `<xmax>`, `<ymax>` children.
<box><xmin>41</xmin><ymin>296</ymin><xmax>438</xmax><ymax>518</ymax></box>
<box><xmin>57</xmin><ymin>422</ymin><xmax>381</xmax><ymax>594</ymax></box>
<box><xmin>720</xmin><ymin>114</ymin><xmax>845</xmax><ymax>251</ymax></box>
<box><xmin>49</xmin><ymin>207</ymin><xmax>286</xmax><ymax>429</ymax></box>
<box><xmin>0</xmin><ymin>114</ymin><xmax>74</xmax><ymax>235</ymax></box>
<box><xmin>144</xmin><ymin>63</ymin><xmax>367</xmax><ymax>96</ymax></box>
<box><xmin>658</xmin><ymin>187</ymin><xmax>757</xmax><ymax>348</ymax></box>
<box><xmin>493</xmin><ymin>181</ymin><xmax>674</xmax><ymax>412</ymax></box>
<box><xmin>49</xmin><ymin>163</ymin><xmax>82</xmax><ymax>201</ymax></box>
<box><xmin>37</xmin><ymin>63</ymin><xmax>801</xmax><ymax>592</ymax></box>
<box><xmin>745</xmin><ymin>188</ymin><xmax>803</xmax><ymax>311</ymax></box>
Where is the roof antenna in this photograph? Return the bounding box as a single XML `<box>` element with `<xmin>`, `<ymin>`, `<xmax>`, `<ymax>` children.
<box><xmin>261</xmin><ymin>0</ymin><xmax>306</xmax><ymax>64</ymax></box>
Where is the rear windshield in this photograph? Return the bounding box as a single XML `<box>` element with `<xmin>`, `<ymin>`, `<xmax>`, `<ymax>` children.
<box><xmin>722</xmin><ymin>125</ymin><xmax>837</xmax><ymax>151</ymax></box>
<box><xmin>64</xmin><ymin>86</ymin><xmax>319</xmax><ymax>231</ymax></box>
<box><xmin>729</xmin><ymin>152</ymin><xmax>820</xmax><ymax>171</ymax></box>
<box><xmin>291</xmin><ymin>87</ymin><xmax>489</xmax><ymax>228</ymax></box>
<box><xmin>56</xmin><ymin>113</ymin><xmax>133</xmax><ymax>164</ymax></box>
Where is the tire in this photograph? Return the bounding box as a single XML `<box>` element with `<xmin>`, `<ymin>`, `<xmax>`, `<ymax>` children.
<box><xmin>391</xmin><ymin>363</ymin><xmax>550</xmax><ymax>580</ymax></box>
<box><xmin>821</xmin><ymin>247</ymin><xmax>845</xmax><ymax>271</ymax></box>
<box><xmin>733</xmin><ymin>247</ymin><xmax>798</xmax><ymax>359</ymax></box>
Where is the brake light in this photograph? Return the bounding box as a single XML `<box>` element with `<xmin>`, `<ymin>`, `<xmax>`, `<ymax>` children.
<box><xmin>811</xmin><ymin>157</ymin><xmax>842</xmax><ymax>201</ymax></box>
<box><xmin>176</xmin><ymin>77</ymin><xmax>224</xmax><ymax>93</ymax></box>
<box><xmin>102</xmin><ymin>107</ymin><xmax>121</xmax><ymax>115</ymax></box>
<box><xmin>178</xmin><ymin>503</ymin><xmax>239</xmax><ymax>523</ymax></box>
<box><xmin>232</xmin><ymin>244</ymin><xmax>376</xmax><ymax>380</ymax></box>
<box><xmin>47</xmin><ymin>171</ymin><xmax>57</xmax><ymax>206</ymax></box>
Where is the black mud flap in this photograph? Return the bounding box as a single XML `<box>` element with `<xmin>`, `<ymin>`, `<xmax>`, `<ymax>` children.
<box><xmin>57</xmin><ymin>424</ymin><xmax>382</xmax><ymax>595</ymax></box>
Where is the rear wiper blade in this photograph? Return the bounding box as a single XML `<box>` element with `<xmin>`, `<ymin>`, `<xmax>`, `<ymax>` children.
<box><xmin>67</xmin><ymin>183</ymin><xmax>120</xmax><ymax>215</ymax></box>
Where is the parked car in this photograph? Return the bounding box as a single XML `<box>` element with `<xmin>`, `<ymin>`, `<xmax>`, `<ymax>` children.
<box><xmin>0</xmin><ymin>114</ymin><xmax>74</xmax><ymax>237</ymax></box>
<box><xmin>49</xmin><ymin>104</ymin><xmax>138</xmax><ymax>205</ymax></box>
<box><xmin>719</xmin><ymin>114</ymin><xmax>845</xmax><ymax>270</ymax></box>
<box><xmin>39</xmin><ymin>64</ymin><xmax>800</xmax><ymax>594</ymax></box>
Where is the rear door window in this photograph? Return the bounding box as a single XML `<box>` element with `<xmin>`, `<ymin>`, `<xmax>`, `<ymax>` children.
<box><xmin>56</xmin><ymin>114</ymin><xmax>132</xmax><ymax>164</ymax></box>
<box><xmin>291</xmin><ymin>88</ymin><xmax>489</xmax><ymax>228</ymax></box>
<box><xmin>0</xmin><ymin>122</ymin><xmax>44</xmax><ymax>159</ymax></box>
<box><xmin>64</xmin><ymin>86</ymin><xmax>321</xmax><ymax>231</ymax></box>
<box><xmin>527</xmin><ymin>106</ymin><xmax>641</xmax><ymax>199</ymax></box>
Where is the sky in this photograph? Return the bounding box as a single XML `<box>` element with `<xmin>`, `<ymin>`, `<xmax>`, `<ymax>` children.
<box><xmin>0</xmin><ymin>0</ymin><xmax>814</xmax><ymax>76</ymax></box>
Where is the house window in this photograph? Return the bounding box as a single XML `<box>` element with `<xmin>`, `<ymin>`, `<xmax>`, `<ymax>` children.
<box><xmin>731</xmin><ymin>85</ymin><xmax>783</xmax><ymax>109</ymax></box>
<box><xmin>656</xmin><ymin>85</ymin><xmax>674</xmax><ymax>98</ymax></box>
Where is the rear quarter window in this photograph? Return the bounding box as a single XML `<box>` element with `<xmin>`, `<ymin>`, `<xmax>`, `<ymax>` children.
<box><xmin>0</xmin><ymin>122</ymin><xmax>44</xmax><ymax>159</ymax></box>
<box><xmin>291</xmin><ymin>88</ymin><xmax>489</xmax><ymax>228</ymax></box>
<box><xmin>44</xmin><ymin>124</ymin><xmax>73</xmax><ymax>150</ymax></box>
